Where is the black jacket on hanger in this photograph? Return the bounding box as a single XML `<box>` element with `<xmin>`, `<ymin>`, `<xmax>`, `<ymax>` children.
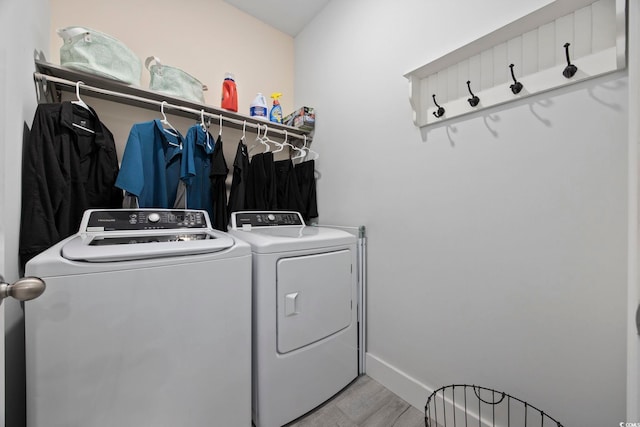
<box><xmin>210</xmin><ymin>135</ymin><xmax>229</xmax><ymax>231</ymax></box>
<box><xmin>228</xmin><ymin>140</ymin><xmax>249</xmax><ymax>216</ymax></box>
<box><xmin>20</xmin><ymin>102</ymin><xmax>123</xmax><ymax>265</ymax></box>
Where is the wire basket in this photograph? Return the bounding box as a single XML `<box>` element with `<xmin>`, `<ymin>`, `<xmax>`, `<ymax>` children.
<box><xmin>425</xmin><ymin>384</ymin><xmax>563</xmax><ymax>427</ymax></box>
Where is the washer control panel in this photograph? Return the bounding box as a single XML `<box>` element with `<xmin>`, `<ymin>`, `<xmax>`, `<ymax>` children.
<box><xmin>231</xmin><ymin>211</ymin><xmax>304</xmax><ymax>229</ymax></box>
<box><xmin>83</xmin><ymin>209</ymin><xmax>210</xmax><ymax>232</ymax></box>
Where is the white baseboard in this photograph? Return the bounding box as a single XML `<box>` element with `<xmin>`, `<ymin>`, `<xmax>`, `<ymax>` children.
<box><xmin>365</xmin><ymin>353</ymin><xmax>486</xmax><ymax>427</ymax></box>
<box><xmin>364</xmin><ymin>352</ymin><xmax>431</xmax><ymax>412</ymax></box>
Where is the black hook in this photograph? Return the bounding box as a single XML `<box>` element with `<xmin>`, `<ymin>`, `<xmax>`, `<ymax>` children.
<box><xmin>508</xmin><ymin>64</ymin><xmax>523</xmax><ymax>94</ymax></box>
<box><xmin>562</xmin><ymin>42</ymin><xmax>577</xmax><ymax>79</ymax></box>
<box><xmin>432</xmin><ymin>94</ymin><xmax>445</xmax><ymax>118</ymax></box>
<box><xmin>466</xmin><ymin>81</ymin><xmax>479</xmax><ymax>107</ymax></box>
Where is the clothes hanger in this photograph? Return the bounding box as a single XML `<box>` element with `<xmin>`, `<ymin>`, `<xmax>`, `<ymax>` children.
<box><xmin>241</xmin><ymin>120</ymin><xmax>247</xmax><ymax>143</ymax></box>
<box><xmin>292</xmin><ymin>145</ymin><xmax>308</xmax><ymax>163</ymax></box>
<box><xmin>218</xmin><ymin>114</ymin><xmax>223</xmax><ymax>138</ymax></box>
<box><xmin>272</xmin><ymin>129</ymin><xmax>288</xmax><ymax>154</ymax></box>
<box><xmin>72</xmin><ymin>81</ymin><xmax>91</xmax><ymax>112</ymax></box>
<box><xmin>280</xmin><ymin>130</ymin><xmax>305</xmax><ymax>160</ymax></box>
<box><xmin>200</xmin><ymin>109</ymin><xmax>207</xmax><ymax>131</ymax></box>
<box><xmin>160</xmin><ymin>101</ymin><xmax>180</xmax><ymax>144</ymax></box>
<box><xmin>71</xmin><ymin>81</ymin><xmax>95</xmax><ymax>134</ymax></box>
<box><xmin>249</xmin><ymin>124</ymin><xmax>270</xmax><ymax>155</ymax></box>
<box><xmin>301</xmin><ymin>135</ymin><xmax>319</xmax><ymax>161</ymax></box>
<box><xmin>259</xmin><ymin>124</ymin><xmax>272</xmax><ymax>151</ymax></box>
<box><xmin>200</xmin><ymin>109</ymin><xmax>212</xmax><ymax>150</ymax></box>
<box><xmin>248</xmin><ymin>124</ymin><xmax>263</xmax><ymax>154</ymax></box>
<box><xmin>264</xmin><ymin>125</ymin><xmax>284</xmax><ymax>153</ymax></box>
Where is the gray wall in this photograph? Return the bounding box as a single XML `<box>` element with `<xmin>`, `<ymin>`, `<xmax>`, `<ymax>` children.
<box><xmin>1</xmin><ymin>0</ymin><xmax>50</xmax><ymax>424</ymax></box>
<box><xmin>295</xmin><ymin>0</ymin><xmax>628</xmax><ymax>425</ymax></box>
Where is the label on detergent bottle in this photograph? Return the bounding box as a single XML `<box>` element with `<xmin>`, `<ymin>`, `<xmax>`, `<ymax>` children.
<box><xmin>250</xmin><ymin>105</ymin><xmax>268</xmax><ymax>118</ymax></box>
<box><xmin>250</xmin><ymin>93</ymin><xmax>268</xmax><ymax>119</ymax></box>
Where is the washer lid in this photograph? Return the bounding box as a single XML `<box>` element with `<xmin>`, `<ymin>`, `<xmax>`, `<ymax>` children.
<box><xmin>62</xmin><ymin>231</ymin><xmax>235</xmax><ymax>262</ymax></box>
<box><xmin>61</xmin><ymin>209</ymin><xmax>234</xmax><ymax>262</ymax></box>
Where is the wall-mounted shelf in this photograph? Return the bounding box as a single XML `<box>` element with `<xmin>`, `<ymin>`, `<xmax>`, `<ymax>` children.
<box><xmin>404</xmin><ymin>0</ymin><xmax>626</xmax><ymax>128</ymax></box>
<box><xmin>34</xmin><ymin>60</ymin><xmax>312</xmax><ymax>142</ymax></box>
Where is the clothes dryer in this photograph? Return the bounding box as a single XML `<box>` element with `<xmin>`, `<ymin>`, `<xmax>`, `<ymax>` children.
<box><xmin>229</xmin><ymin>211</ymin><xmax>359</xmax><ymax>427</ymax></box>
<box><xmin>24</xmin><ymin>209</ymin><xmax>252</xmax><ymax>427</ymax></box>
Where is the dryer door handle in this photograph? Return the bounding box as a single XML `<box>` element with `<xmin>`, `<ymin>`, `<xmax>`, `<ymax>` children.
<box><xmin>285</xmin><ymin>292</ymin><xmax>299</xmax><ymax>317</ymax></box>
<box><xmin>0</xmin><ymin>275</ymin><xmax>46</xmax><ymax>303</ymax></box>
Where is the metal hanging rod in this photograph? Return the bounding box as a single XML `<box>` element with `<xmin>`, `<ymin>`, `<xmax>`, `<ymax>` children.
<box><xmin>33</xmin><ymin>71</ymin><xmax>311</xmax><ymax>142</ymax></box>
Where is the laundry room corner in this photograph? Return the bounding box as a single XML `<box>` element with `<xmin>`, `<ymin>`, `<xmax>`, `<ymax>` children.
<box><xmin>295</xmin><ymin>0</ymin><xmax>628</xmax><ymax>425</ymax></box>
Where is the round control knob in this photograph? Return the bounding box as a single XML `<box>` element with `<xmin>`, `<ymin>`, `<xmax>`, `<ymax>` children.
<box><xmin>148</xmin><ymin>213</ymin><xmax>161</xmax><ymax>223</ymax></box>
<box><xmin>267</xmin><ymin>214</ymin><xmax>276</xmax><ymax>221</ymax></box>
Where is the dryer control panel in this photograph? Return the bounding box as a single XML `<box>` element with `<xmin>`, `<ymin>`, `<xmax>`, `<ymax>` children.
<box><xmin>82</xmin><ymin>209</ymin><xmax>210</xmax><ymax>232</ymax></box>
<box><xmin>230</xmin><ymin>211</ymin><xmax>304</xmax><ymax>229</ymax></box>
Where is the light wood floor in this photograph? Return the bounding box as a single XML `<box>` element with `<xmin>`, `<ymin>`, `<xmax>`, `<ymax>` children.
<box><xmin>284</xmin><ymin>375</ymin><xmax>425</xmax><ymax>427</ymax></box>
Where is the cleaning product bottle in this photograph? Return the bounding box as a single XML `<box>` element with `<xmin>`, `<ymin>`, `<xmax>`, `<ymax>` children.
<box><xmin>221</xmin><ymin>72</ymin><xmax>237</xmax><ymax>112</ymax></box>
<box><xmin>250</xmin><ymin>93</ymin><xmax>268</xmax><ymax>120</ymax></box>
<box><xmin>269</xmin><ymin>92</ymin><xmax>283</xmax><ymax>123</ymax></box>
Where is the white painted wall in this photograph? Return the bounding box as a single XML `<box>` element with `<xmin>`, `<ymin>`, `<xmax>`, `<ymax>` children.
<box><xmin>0</xmin><ymin>0</ymin><xmax>50</xmax><ymax>425</ymax></box>
<box><xmin>295</xmin><ymin>1</ymin><xmax>628</xmax><ymax>425</ymax></box>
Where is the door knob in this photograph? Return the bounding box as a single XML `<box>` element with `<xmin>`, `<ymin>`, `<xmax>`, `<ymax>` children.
<box><xmin>0</xmin><ymin>275</ymin><xmax>46</xmax><ymax>302</ymax></box>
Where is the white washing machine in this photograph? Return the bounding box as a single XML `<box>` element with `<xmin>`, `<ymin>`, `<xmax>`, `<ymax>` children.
<box><xmin>229</xmin><ymin>211</ymin><xmax>359</xmax><ymax>427</ymax></box>
<box><xmin>24</xmin><ymin>209</ymin><xmax>252</xmax><ymax>427</ymax></box>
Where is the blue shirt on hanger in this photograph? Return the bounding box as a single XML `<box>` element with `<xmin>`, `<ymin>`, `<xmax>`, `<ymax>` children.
<box><xmin>181</xmin><ymin>124</ymin><xmax>215</xmax><ymax>220</ymax></box>
<box><xmin>115</xmin><ymin>119</ymin><xmax>183</xmax><ymax>208</ymax></box>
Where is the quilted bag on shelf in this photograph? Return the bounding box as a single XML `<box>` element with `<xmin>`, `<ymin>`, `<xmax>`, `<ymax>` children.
<box><xmin>145</xmin><ymin>56</ymin><xmax>208</xmax><ymax>104</ymax></box>
<box><xmin>57</xmin><ymin>26</ymin><xmax>142</xmax><ymax>86</ymax></box>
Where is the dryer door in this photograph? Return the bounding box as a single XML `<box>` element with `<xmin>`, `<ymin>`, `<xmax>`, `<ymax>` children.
<box><xmin>277</xmin><ymin>250</ymin><xmax>353</xmax><ymax>354</ymax></box>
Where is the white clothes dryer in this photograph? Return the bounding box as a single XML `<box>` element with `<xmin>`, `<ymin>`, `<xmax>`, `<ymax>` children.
<box><xmin>24</xmin><ymin>209</ymin><xmax>252</xmax><ymax>427</ymax></box>
<box><xmin>229</xmin><ymin>211</ymin><xmax>359</xmax><ymax>427</ymax></box>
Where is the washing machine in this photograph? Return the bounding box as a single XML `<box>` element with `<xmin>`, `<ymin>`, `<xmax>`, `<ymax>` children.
<box><xmin>229</xmin><ymin>211</ymin><xmax>359</xmax><ymax>427</ymax></box>
<box><xmin>24</xmin><ymin>209</ymin><xmax>252</xmax><ymax>427</ymax></box>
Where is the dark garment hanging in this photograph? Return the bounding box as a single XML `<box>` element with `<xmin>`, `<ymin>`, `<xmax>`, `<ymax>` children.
<box><xmin>245</xmin><ymin>152</ymin><xmax>276</xmax><ymax>210</ymax></box>
<box><xmin>182</xmin><ymin>124</ymin><xmax>215</xmax><ymax>219</ymax></box>
<box><xmin>295</xmin><ymin>159</ymin><xmax>318</xmax><ymax>220</ymax></box>
<box><xmin>210</xmin><ymin>135</ymin><xmax>229</xmax><ymax>230</ymax></box>
<box><xmin>20</xmin><ymin>102</ymin><xmax>123</xmax><ymax>265</ymax></box>
<box><xmin>227</xmin><ymin>140</ymin><xmax>249</xmax><ymax>216</ymax></box>
<box><xmin>274</xmin><ymin>159</ymin><xmax>305</xmax><ymax>213</ymax></box>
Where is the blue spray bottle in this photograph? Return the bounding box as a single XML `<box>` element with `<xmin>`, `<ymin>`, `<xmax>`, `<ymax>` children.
<box><xmin>269</xmin><ymin>92</ymin><xmax>283</xmax><ymax>123</ymax></box>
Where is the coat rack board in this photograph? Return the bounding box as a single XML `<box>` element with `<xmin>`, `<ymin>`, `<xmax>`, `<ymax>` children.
<box><xmin>404</xmin><ymin>0</ymin><xmax>626</xmax><ymax>128</ymax></box>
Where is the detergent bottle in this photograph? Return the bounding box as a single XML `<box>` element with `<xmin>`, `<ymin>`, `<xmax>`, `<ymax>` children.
<box><xmin>269</xmin><ymin>92</ymin><xmax>283</xmax><ymax>123</ymax></box>
<box><xmin>250</xmin><ymin>93</ymin><xmax>268</xmax><ymax>119</ymax></box>
<box><xmin>220</xmin><ymin>72</ymin><xmax>238</xmax><ymax>112</ymax></box>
